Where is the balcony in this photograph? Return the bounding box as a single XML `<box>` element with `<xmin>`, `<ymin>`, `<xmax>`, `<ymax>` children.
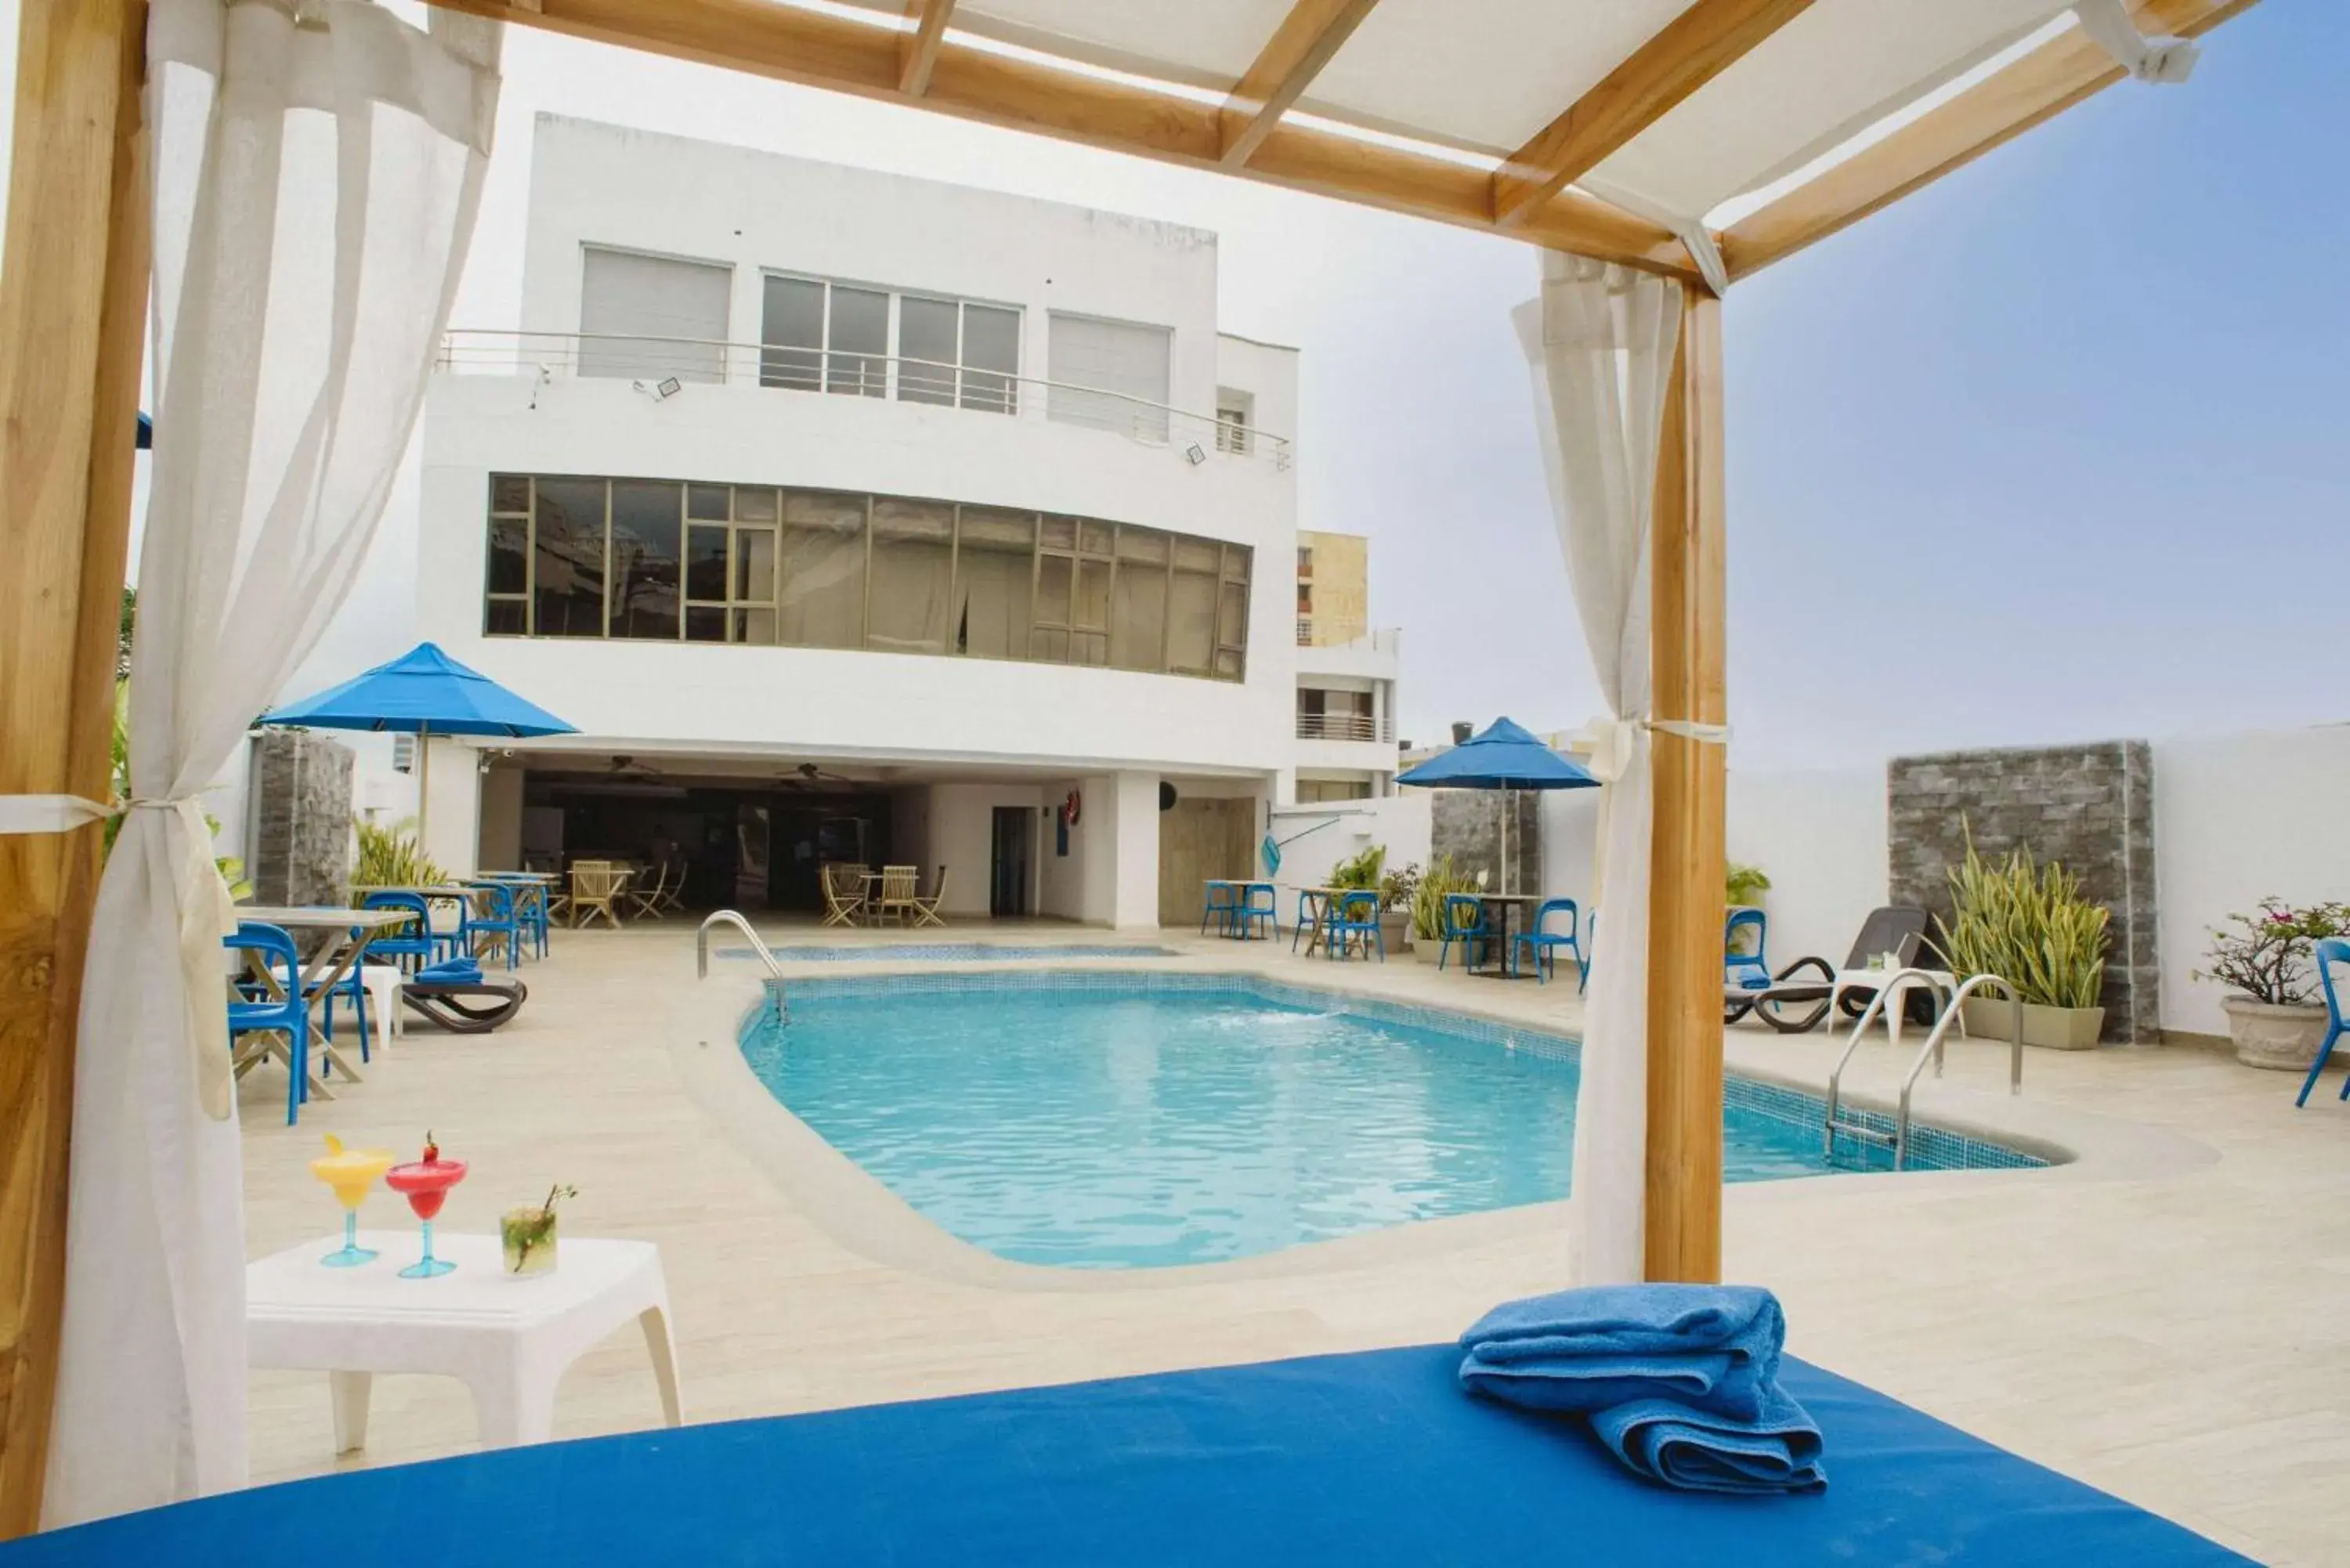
<box><xmin>1296</xmin><ymin>712</ymin><xmax>1394</xmax><ymax>743</ymax></box>
<box><xmin>436</xmin><ymin>328</ymin><xmax>1291</xmax><ymax>469</ymax></box>
<box><xmin>1294</xmin><ymin>627</ymin><xmax>1401</xmax><ymax>682</ymax></box>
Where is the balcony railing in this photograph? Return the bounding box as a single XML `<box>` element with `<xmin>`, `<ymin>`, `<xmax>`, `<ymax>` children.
<box><xmin>1296</xmin><ymin>625</ymin><xmax>1402</xmax><ymax>656</ymax></box>
<box><xmin>1296</xmin><ymin>712</ymin><xmax>1394</xmax><ymax>743</ymax></box>
<box><xmin>436</xmin><ymin>328</ymin><xmax>1291</xmax><ymax>468</ymax></box>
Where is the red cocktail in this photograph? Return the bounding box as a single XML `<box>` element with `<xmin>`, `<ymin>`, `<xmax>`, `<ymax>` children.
<box><xmin>385</xmin><ymin>1133</ymin><xmax>468</xmax><ymax>1278</ymax></box>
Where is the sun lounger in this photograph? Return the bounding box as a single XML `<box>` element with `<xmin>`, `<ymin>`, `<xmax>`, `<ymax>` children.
<box><xmin>1723</xmin><ymin>906</ymin><xmax>1930</xmax><ymax>1034</ymax></box>
<box><xmin>400</xmin><ymin>959</ymin><xmax>527</xmax><ymax>1034</ymax></box>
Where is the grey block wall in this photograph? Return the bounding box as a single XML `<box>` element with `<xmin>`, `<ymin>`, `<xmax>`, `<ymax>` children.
<box><xmin>1887</xmin><ymin>740</ymin><xmax>2157</xmax><ymax>1043</ymax></box>
<box><xmin>1431</xmin><ymin>789</ymin><xmax>1542</xmax><ymax>894</ymax></box>
<box><xmin>248</xmin><ymin>730</ymin><xmax>354</xmax><ymax>908</ymax></box>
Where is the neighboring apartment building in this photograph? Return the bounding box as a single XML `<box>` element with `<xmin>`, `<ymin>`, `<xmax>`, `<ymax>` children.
<box><xmin>411</xmin><ymin>116</ymin><xmax>1399</xmax><ymax>926</ymax></box>
<box><xmin>1293</xmin><ymin>529</ymin><xmax>1400</xmax><ymax>802</ymax></box>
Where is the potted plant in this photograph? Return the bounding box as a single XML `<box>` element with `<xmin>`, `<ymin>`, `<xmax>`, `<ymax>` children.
<box><xmin>501</xmin><ymin>1182</ymin><xmax>579</xmax><ymax>1277</ymax></box>
<box><xmin>1933</xmin><ymin>839</ymin><xmax>2111</xmax><ymax>1050</ymax></box>
<box><xmin>1726</xmin><ymin>862</ymin><xmax>1770</xmax><ymax>956</ymax></box>
<box><xmin>2194</xmin><ymin>900</ymin><xmax>2348</xmax><ymax>1071</ymax></box>
<box><xmin>1327</xmin><ymin>844</ymin><xmax>1412</xmax><ymax>953</ymax></box>
<box><xmin>1379</xmin><ymin>860</ymin><xmax>1421</xmax><ymax>952</ymax></box>
<box><xmin>1408</xmin><ymin>854</ymin><xmax>1470</xmax><ymax>966</ymax></box>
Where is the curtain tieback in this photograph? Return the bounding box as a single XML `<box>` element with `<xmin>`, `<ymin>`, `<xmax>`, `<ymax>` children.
<box><xmin>1583</xmin><ymin>717</ymin><xmax>1731</xmax><ymax>784</ymax></box>
<box><xmin>0</xmin><ymin>791</ymin><xmax>240</xmax><ymax>1122</ymax></box>
<box><xmin>2073</xmin><ymin>0</ymin><xmax>2200</xmax><ymax>84</ymax></box>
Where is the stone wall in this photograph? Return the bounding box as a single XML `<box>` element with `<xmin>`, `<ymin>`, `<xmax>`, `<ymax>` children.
<box><xmin>248</xmin><ymin>731</ymin><xmax>354</xmax><ymax>907</ymax></box>
<box><xmin>1887</xmin><ymin>740</ymin><xmax>2157</xmax><ymax>1042</ymax></box>
<box><xmin>1431</xmin><ymin>789</ymin><xmax>1542</xmax><ymax>895</ymax></box>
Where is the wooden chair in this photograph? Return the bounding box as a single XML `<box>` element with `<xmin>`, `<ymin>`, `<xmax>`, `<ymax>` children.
<box><xmin>876</xmin><ymin>865</ymin><xmax>919</xmax><ymax>925</ymax></box>
<box><xmin>820</xmin><ymin>862</ymin><xmax>866</xmax><ymax>928</ymax></box>
<box><xmin>567</xmin><ymin>862</ymin><xmax>625</xmax><ymax>930</ymax></box>
<box><xmin>909</xmin><ymin>865</ymin><xmax>949</xmax><ymax>928</ymax></box>
<box><xmin>626</xmin><ymin>859</ymin><xmax>672</xmax><ymax>921</ymax></box>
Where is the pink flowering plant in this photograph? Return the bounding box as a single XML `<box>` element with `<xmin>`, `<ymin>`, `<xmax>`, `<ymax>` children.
<box><xmin>2193</xmin><ymin>899</ymin><xmax>2350</xmax><ymax>1006</ymax></box>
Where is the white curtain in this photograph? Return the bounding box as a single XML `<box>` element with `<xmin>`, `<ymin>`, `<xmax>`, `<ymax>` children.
<box><xmin>42</xmin><ymin>0</ymin><xmax>498</xmax><ymax>1526</ymax></box>
<box><xmin>1512</xmin><ymin>253</ymin><xmax>1682</xmax><ymax>1288</ymax></box>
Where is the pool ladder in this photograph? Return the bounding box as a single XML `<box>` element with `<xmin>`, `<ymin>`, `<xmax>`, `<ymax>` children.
<box><xmin>696</xmin><ymin>909</ymin><xmax>786</xmax><ymax>1017</ymax></box>
<box><xmin>1823</xmin><ymin>970</ymin><xmax>2023</xmax><ymax>1170</ymax></box>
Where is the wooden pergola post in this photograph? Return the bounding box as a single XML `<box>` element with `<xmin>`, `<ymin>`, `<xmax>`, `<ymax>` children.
<box><xmin>0</xmin><ymin>0</ymin><xmax>150</xmax><ymax>1536</ymax></box>
<box><xmin>1643</xmin><ymin>289</ymin><xmax>1727</xmax><ymax>1283</ymax></box>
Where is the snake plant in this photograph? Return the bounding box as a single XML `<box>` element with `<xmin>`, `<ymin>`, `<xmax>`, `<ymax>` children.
<box><xmin>1932</xmin><ymin>834</ymin><xmax>2110</xmax><ymax>1010</ymax></box>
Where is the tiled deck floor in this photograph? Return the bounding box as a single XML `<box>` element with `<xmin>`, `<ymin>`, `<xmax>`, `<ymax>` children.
<box><xmin>240</xmin><ymin>919</ymin><xmax>2350</xmax><ymax>1565</ymax></box>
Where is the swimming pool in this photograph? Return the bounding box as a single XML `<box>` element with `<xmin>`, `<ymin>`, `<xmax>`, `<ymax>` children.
<box><xmin>722</xmin><ymin>942</ymin><xmax>1180</xmax><ymax>963</ymax></box>
<box><xmin>738</xmin><ymin>974</ymin><xmax>2045</xmax><ymax>1270</ymax></box>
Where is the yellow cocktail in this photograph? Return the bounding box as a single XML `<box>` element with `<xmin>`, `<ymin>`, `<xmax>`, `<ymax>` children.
<box><xmin>310</xmin><ymin>1133</ymin><xmax>396</xmax><ymax>1267</ymax></box>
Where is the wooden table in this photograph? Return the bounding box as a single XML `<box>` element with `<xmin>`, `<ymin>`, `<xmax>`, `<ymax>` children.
<box><xmin>233</xmin><ymin>905</ymin><xmax>414</xmax><ymax>1091</ymax></box>
<box><xmin>1471</xmin><ymin>893</ymin><xmax>1543</xmax><ymax>977</ymax></box>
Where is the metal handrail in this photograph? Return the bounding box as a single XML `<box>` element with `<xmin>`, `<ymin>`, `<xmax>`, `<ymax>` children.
<box><xmin>1822</xmin><ymin>966</ymin><xmax>1944</xmax><ymax>1158</ymax></box>
<box><xmin>435</xmin><ymin>327</ymin><xmax>1292</xmax><ymax>467</ymax></box>
<box><xmin>1894</xmin><ymin>974</ymin><xmax>2023</xmax><ymax>1169</ymax></box>
<box><xmin>697</xmin><ymin>909</ymin><xmax>781</xmax><ymax>983</ymax></box>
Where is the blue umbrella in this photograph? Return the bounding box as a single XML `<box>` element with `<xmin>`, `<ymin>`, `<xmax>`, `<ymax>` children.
<box><xmin>262</xmin><ymin>641</ymin><xmax>577</xmax><ymax>842</ymax></box>
<box><xmin>1396</xmin><ymin>717</ymin><xmax>1597</xmax><ymax>895</ymax></box>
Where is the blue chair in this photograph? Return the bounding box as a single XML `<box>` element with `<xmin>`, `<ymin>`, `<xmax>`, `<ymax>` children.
<box><xmin>1579</xmin><ymin>909</ymin><xmax>1598</xmax><ymax>995</ymax></box>
<box><xmin>361</xmin><ymin>890</ymin><xmax>443</xmax><ymax>974</ymax></box>
<box><xmin>1437</xmin><ymin>894</ymin><xmax>1489</xmax><ymax>973</ymax></box>
<box><xmin>2294</xmin><ymin>938</ymin><xmax>2350</xmax><ymax>1108</ymax></box>
<box><xmin>1232</xmin><ymin>882</ymin><xmax>1278</xmax><ymax>941</ymax></box>
<box><xmin>225</xmin><ymin>921</ymin><xmax>310</xmax><ymax>1125</ymax></box>
<box><xmin>1325</xmin><ymin>891</ymin><xmax>1384</xmax><ymax>961</ymax></box>
<box><xmin>461</xmin><ymin>881</ymin><xmax>522</xmax><ymax>972</ymax></box>
<box><xmin>1512</xmin><ymin>898</ymin><xmax>1585</xmax><ymax>984</ymax></box>
<box><xmin>1201</xmin><ymin>880</ymin><xmax>1237</xmax><ymax>938</ymax></box>
<box><xmin>1291</xmin><ymin>889</ymin><xmax>1324</xmax><ymax>953</ymax></box>
<box><xmin>315</xmin><ymin>934</ymin><xmax>373</xmax><ymax>1068</ymax></box>
<box><xmin>1725</xmin><ymin>907</ymin><xmax>1770</xmax><ymax>992</ymax></box>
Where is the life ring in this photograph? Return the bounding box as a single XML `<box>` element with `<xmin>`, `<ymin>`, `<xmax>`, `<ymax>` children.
<box><xmin>1063</xmin><ymin>788</ymin><xmax>1083</xmax><ymax>827</ymax></box>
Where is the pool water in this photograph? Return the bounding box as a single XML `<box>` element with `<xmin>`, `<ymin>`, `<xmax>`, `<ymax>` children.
<box><xmin>724</xmin><ymin>942</ymin><xmax>1180</xmax><ymax>963</ymax></box>
<box><xmin>739</xmin><ymin>977</ymin><xmax>2041</xmax><ymax>1270</ymax></box>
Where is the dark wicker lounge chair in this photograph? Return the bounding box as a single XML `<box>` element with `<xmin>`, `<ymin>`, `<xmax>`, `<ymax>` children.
<box><xmin>1723</xmin><ymin>906</ymin><xmax>1930</xmax><ymax>1035</ymax></box>
<box><xmin>401</xmin><ymin>965</ymin><xmax>529</xmax><ymax>1033</ymax></box>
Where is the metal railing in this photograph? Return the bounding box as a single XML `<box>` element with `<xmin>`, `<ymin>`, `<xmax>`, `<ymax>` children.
<box><xmin>1295</xmin><ymin>712</ymin><xmax>1393</xmax><ymax>743</ymax></box>
<box><xmin>436</xmin><ymin>328</ymin><xmax>1292</xmax><ymax>468</ymax></box>
<box><xmin>1824</xmin><ymin>969</ymin><xmax>2023</xmax><ymax>1170</ymax></box>
<box><xmin>696</xmin><ymin>909</ymin><xmax>780</xmax><ymax>984</ymax></box>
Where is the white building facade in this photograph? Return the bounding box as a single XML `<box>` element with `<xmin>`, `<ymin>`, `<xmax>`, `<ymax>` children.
<box><xmin>410</xmin><ymin>116</ymin><xmax>1397</xmax><ymax>927</ymax></box>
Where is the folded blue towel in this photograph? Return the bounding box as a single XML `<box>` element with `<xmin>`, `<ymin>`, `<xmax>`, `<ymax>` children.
<box><xmin>1459</xmin><ymin>1284</ymin><xmax>1784</xmax><ymax>1420</ymax></box>
<box><xmin>414</xmin><ymin>959</ymin><xmax>485</xmax><ymax>985</ymax></box>
<box><xmin>1589</xmin><ymin>1382</ymin><xmax>1826</xmax><ymax>1496</ymax></box>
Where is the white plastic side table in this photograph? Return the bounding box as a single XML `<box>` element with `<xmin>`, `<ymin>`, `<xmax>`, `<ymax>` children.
<box><xmin>1827</xmin><ymin>967</ymin><xmax>1962</xmax><ymax>1047</ymax></box>
<box><xmin>248</xmin><ymin>1231</ymin><xmax>683</xmax><ymax>1454</ymax></box>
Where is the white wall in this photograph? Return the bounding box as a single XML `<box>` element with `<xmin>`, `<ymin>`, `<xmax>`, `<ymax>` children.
<box><xmin>1267</xmin><ymin>793</ymin><xmax>1430</xmax><ymax>901</ymax></box>
<box><xmin>1538</xmin><ymin>788</ymin><xmax>1601</xmax><ymax>910</ymax></box>
<box><xmin>1724</xmin><ymin>764</ymin><xmax>1889</xmax><ymax>972</ymax></box>
<box><xmin>2155</xmin><ymin>724</ymin><xmax>2350</xmax><ymax>1036</ymax></box>
<box><xmin>1109</xmin><ymin>770</ymin><xmax>1160</xmax><ymax>929</ymax></box>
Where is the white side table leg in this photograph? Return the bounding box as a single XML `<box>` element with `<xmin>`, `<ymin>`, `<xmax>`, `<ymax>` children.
<box><xmin>468</xmin><ymin>1358</ymin><xmax>558</xmax><ymax>1448</ymax></box>
<box><xmin>330</xmin><ymin>1370</ymin><xmax>374</xmax><ymax>1454</ymax></box>
<box><xmin>1888</xmin><ymin>980</ymin><xmax>1907</xmax><ymax>1048</ymax></box>
<box><xmin>639</xmin><ymin>1303</ymin><xmax>685</xmax><ymax>1427</ymax></box>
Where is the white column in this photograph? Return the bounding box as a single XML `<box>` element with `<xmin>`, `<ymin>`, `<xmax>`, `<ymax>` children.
<box><xmin>421</xmin><ymin>735</ymin><xmax>483</xmax><ymax>876</ymax></box>
<box><xmin>1109</xmin><ymin>771</ymin><xmax>1161</xmax><ymax>930</ymax></box>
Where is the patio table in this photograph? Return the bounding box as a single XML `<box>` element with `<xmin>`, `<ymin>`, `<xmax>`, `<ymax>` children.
<box><xmin>1471</xmin><ymin>893</ymin><xmax>1542</xmax><ymax>978</ymax></box>
<box><xmin>233</xmin><ymin>905</ymin><xmax>412</xmax><ymax>1089</ymax></box>
<box><xmin>246</xmin><ymin>1230</ymin><xmax>682</xmax><ymax>1455</ymax></box>
<box><xmin>1293</xmin><ymin>885</ymin><xmax>1341</xmax><ymax>954</ymax></box>
<box><xmin>1202</xmin><ymin>879</ymin><xmax>1277</xmax><ymax>939</ymax></box>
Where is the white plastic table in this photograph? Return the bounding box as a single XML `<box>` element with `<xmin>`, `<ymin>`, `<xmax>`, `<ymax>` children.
<box><xmin>247</xmin><ymin>1231</ymin><xmax>683</xmax><ymax>1454</ymax></box>
<box><xmin>1828</xmin><ymin>966</ymin><xmax>1962</xmax><ymax>1046</ymax></box>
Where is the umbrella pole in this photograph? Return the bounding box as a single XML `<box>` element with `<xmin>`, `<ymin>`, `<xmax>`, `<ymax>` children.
<box><xmin>417</xmin><ymin>723</ymin><xmax>430</xmax><ymax>854</ymax></box>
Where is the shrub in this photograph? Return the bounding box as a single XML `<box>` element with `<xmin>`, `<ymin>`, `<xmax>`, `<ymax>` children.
<box><xmin>356</xmin><ymin>816</ymin><xmax>449</xmax><ymax>889</ymax></box>
<box><xmin>1411</xmin><ymin>854</ymin><xmax>1473</xmax><ymax>942</ymax></box>
<box><xmin>1932</xmin><ymin>836</ymin><xmax>2110</xmax><ymax>1010</ymax></box>
<box><xmin>2193</xmin><ymin>900</ymin><xmax>2349</xmax><ymax>1006</ymax></box>
<box><xmin>1726</xmin><ymin>862</ymin><xmax>1771</xmax><ymax>907</ymax></box>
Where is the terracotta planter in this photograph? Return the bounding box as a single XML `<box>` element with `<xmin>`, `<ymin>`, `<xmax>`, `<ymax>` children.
<box><xmin>1960</xmin><ymin>998</ymin><xmax>2106</xmax><ymax>1050</ymax></box>
<box><xmin>2222</xmin><ymin>995</ymin><xmax>2332</xmax><ymax>1071</ymax></box>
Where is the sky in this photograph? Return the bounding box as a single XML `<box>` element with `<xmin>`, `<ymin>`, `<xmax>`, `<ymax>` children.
<box><xmin>11</xmin><ymin>2</ymin><xmax>2344</xmax><ymax>772</ymax></box>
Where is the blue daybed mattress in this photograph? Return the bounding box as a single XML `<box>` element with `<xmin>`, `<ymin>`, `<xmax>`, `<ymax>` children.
<box><xmin>7</xmin><ymin>1346</ymin><xmax>2249</xmax><ymax>1566</ymax></box>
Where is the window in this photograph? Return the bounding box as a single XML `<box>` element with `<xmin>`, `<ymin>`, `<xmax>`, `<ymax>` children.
<box><xmin>1296</xmin><ymin>778</ymin><xmax>1373</xmax><ymax>804</ymax></box>
<box><xmin>761</xmin><ymin>275</ymin><xmax>1020</xmax><ymax>413</ymax></box>
<box><xmin>1296</xmin><ymin>583</ymin><xmax>1313</xmax><ymax>614</ymax></box>
<box><xmin>483</xmin><ymin>474</ymin><xmax>1249</xmax><ymax>682</ymax></box>
<box><xmin>577</xmin><ymin>249</ymin><xmax>730</xmax><ymax>384</ymax></box>
<box><xmin>1047</xmin><ymin>313</ymin><xmax>1172</xmax><ymax>441</ymax></box>
<box><xmin>1296</xmin><ymin>545</ymin><xmax>1312</xmax><ymax>578</ymax></box>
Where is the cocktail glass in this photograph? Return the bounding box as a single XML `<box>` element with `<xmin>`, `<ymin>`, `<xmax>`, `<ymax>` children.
<box><xmin>309</xmin><ymin>1134</ymin><xmax>396</xmax><ymax>1267</ymax></box>
<box><xmin>385</xmin><ymin>1157</ymin><xmax>469</xmax><ymax>1278</ymax></box>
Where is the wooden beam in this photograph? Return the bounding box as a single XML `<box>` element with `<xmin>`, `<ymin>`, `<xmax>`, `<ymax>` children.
<box><xmin>1721</xmin><ymin>0</ymin><xmax>2261</xmax><ymax>276</ymax></box>
<box><xmin>1643</xmin><ymin>287</ymin><xmax>1726</xmax><ymax>1285</ymax></box>
<box><xmin>1493</xmin><ymin>0</ymin><xmax>1814</xmax><ymax>228</ymax></box>
<box><xmin>422</xmin><ymin>0</ymin><xmax>1697</xmax><ymax>280</ymax></box>
<box><xmin>898</xmin><ymin>0</ymin><xmax>953</xmax><ymax>98</ymax></box>
<box><xmin>0</xmin><ymin>0</ymin><xmax>149</xmax><ymax>1537</ymax></box>
<box><xmin>1218</xmin><ymin>0</ymin><xmax>1380</xmax><ymax>168</ymax></box>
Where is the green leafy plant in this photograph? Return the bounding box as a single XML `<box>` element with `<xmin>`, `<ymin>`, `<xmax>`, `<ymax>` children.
<box><xmin>1328</xmin><ymin>844</ymin><xmax>1386</xmax><ymax>894</ymax></box>
<box><xmin>2193</xmin><ymin>900</ymin><xmax>2348</xmax><ymax>1006</ymax></box>
<box><xmin>356</xmin><ymin>816</ymin><xmax>450</xmax><ymax>888</ymax></box>
<box><xmin>1411</xmin><ymin>853</ymin><xmax>1474</xmax><ymax>942</ymax></box>
<box><xmin>1726</xmin><ymin>862</ymin><xmax>1771</xmax><ymax>907</ymax></box>
<box><xmin>1378</xmin><ymin>860</ymin><xmax>1421</xmax><ymax>915</ymax></box>
<box><xmin>1932</xmin><ymin>833</ymin><xmax>2110</xmax><ymax>1010</ymax></box>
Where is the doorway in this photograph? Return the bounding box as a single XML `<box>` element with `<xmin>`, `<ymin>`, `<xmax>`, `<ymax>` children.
<box><xmin>989</xmin><ymin>805</ymin><xmax>1031</xmax><ymax>916</ymax></box>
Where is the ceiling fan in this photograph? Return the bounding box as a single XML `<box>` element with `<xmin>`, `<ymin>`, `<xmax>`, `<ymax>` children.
<box><xmin>604</xmin><ymin>753</ymin><xmax>666</xmax><ymax>780</ymax></box>
<box><xmin>776</xmin><ymin>761</ymin><xmax>859</xmax><ymax>791</ymax></box>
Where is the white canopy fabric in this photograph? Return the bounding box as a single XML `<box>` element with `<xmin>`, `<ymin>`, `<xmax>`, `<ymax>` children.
<box><xmin>39</xmin><ymin>0</ymin><xmax>499</xmax><ymax>1526</ymax></box>
<box><xmin>1513</xmin><ymin>257</ymin><xmax>1682</xmax><ymax>1285</ymax></box>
